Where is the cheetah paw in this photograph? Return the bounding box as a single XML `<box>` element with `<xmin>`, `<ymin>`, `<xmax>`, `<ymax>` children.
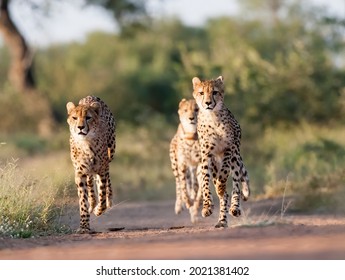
<box><xmin>215</xmin><ymin>221</ymin><xmax>228</xmax><ymax>228</ymax></box>
<box><xmin>189</xmin><ymin>208</ymin><xmax>199</xmax><ymax>223</ymax></box>
<box><xmin>88</xmin><ymin>205</ymin><xmax>95</xmax><ymax>214</ymax></box>
<box><xmin>76</xmin><ymin>227</ymin><xmax>92</xmax><ymax>234</ymax></box>
<box><xmin>184</xmin><ymin>198</ymin><xmax>193</xmax><ymax>209</ymax></box>
<box><xmin>106</xmin><ymin>199</ymin><xmax>112</xmax><ymax>209</ymax></box>
<box><xmin>191</xmin><ymin>215</ymin><xmax>199</xmax><ymax>224</ymax></box>
<box><xmin>88</xmin><ymin>199</ymin><xmax>96</xmax><ymax>214</ymax></box>
<box><xmin>93</xmin><ymin>204</ymin><xmax>105</xmax><ymax>216</ymax></box>
<box><xmin>202</xmin><ymin>206</ymin><xmax>213</xmax><ymax>217</ymax></box>
<box><xmin>175</xmin><ymin>201</ymin><xmax>183</xmax><ymax>215</ymax></box>
<box><xmin>229</xmin><ymin>207</ymin><xmax>241</xmax><ymax>217</ymax></box>
<box><xmin>241</xmin><ymin>185</ymin><xmax>250</xmax><ymax>201</ymax></box>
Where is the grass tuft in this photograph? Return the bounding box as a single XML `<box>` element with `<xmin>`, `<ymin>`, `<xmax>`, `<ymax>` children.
<box><xmin>0</xmin><ymin>159</ymin><xmax>71</xmax><ymax>238</ymax></box>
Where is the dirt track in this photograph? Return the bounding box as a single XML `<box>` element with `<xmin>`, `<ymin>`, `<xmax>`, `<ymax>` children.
<box><xmin>1</xmin><ymin>198</ymin><xmax>345</xmax><ymax>260</ymax></box>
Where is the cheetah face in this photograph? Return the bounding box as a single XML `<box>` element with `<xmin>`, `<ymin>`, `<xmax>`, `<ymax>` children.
<box><xmin>192</xmin><ymin>76</ymin><xmax>224</xmax><ymax>112</ymax></box>
<box><xmin>178</xmin><ymin>98</ymin><xmax>198</xmax><ymax>135</ymax></box>
<box><xmin>66</xmin><ymin>101</ymin><xmax>100</xmax><ymax>140</ymax></box>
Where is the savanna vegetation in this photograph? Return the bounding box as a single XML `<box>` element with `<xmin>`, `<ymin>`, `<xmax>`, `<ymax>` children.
<box><xmin>0</xmin><ymin>0</ymin><xmax>345</xmax><ymax>237</ymax></box>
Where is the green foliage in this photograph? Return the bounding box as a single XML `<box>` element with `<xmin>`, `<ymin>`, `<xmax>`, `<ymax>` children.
<box><xmin>31</xmin><ymin>4</ymin><xmax>345</xmax><ymax>129</ymax></box>
<box><xmin>261</xmin><ymin>124</ymin><xmax>345</xmax><ymax>212</ymax></box>
<box><xmin>13</xmin><ymin>134</ymin><xmax>47</xmax><ymax>155</ymax></box>
<box><xmin>85</xmin><ymin>0</ymin><xmax>148</xmax><ymax>30</ymax></box>
<box><xmin>0</xmin><ymin>88</ymin><xmax>52</xmax><ymax>135</ymax></box>
<box><xmin>293</xmin><ymin>169</ymin><xmax>345</xmax><ymax>213</ymax></box>
<box><xmin>35</xmin><ymin>23</ymin><xmax>188</xmax><ymax>125</ymax></box>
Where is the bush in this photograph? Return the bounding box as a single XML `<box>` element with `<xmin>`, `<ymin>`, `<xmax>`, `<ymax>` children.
<box><xmin>261</xmin><ymin>124</ymin><xmax>345</xmax><ymax>212</ymax></box>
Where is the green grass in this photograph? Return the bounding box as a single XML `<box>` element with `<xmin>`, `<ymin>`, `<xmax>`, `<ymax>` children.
<box><xmin>258</xmin><ymin>123</ymin><xmax>345</xmax><ymax>212</ymax></box>
<box><xmin>0</xmin><ymin>159</ymin><xmax>71</xmax><ymax>238</ymax></box>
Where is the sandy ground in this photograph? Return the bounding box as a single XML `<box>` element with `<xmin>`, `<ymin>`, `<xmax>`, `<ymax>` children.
<box><xmin>1</xmin><ymin>198</ymin><xmax>345</xmax><ymax>260</ymax></box>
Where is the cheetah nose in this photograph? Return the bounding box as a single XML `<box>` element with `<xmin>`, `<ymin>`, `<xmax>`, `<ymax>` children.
<box><xmin>189</xmin><ymin>117</ymin><xmax>194</xmax><ymax>121</ymax></box>
<box><xmin>205</xmin><ymin>101</ymin><xmax>212</xmax><ymax>106</ymax></box>
<box><xmin>78</xmin><ymin>125</ymin><xmax>85</xmax><ymax>130</ymax></box>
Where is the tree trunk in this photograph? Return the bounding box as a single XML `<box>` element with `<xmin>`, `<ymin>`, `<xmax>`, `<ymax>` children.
<box><xmin>0</xmin><ymin>0</ymin><xmax>35</xmax><ymax>93</ymax></box>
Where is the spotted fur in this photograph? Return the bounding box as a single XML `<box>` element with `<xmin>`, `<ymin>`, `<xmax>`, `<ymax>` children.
<box><xmin>192</xmin><ymin>76</ymin><xmax>250</xmax><ymax>228</ymax></box>
<box><xmin>169</xmin><ymin>99</ymin><xmax>202</xmax><ymax>223</ymax></box>
<box><xmin>67</xmin><ymin>96</ymin><xmax>116</xmax><ymax>233</ymax></box>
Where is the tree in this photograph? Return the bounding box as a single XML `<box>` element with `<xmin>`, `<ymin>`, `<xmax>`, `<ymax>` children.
<box><xmin>0</xmin><ymin>0</ymin><xmax>147</xmax><ymax>93</ymax></box>
<box><xmin>85</xmin><ymin>0</ymin><xmax>147</xmax><ymax>29</ymax></box>
<box><xmin>0</xmin><ymin>0</ymin><xmax>35</xmax><ymax>93</ymax></box>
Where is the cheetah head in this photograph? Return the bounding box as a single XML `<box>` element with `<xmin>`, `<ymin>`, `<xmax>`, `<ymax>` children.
<box><xmin>66</xmin><ymin>101</ymin><xmax>101</xmax><ymax>139</ymax></box>
<box><xmin>178</xmin><ymin>98</ymin><xmax>198</xmax><ymax>139</ymax></box>
<box><xmin>192</xmin><ymin>76</ymin><xmax>224</xmax><ymax>112</ymax></box>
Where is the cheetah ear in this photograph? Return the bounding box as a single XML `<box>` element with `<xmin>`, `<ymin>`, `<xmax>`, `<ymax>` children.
<box><xmin>90</xmin><ymin>102</ymin><xmax>101</xmax><ymax>115</ymax></box>
<box><xmin>192</xmin><ymin>77</ymin><xmax>201</xmax><ymax>89</ymax></box>
<box><xmin>66</xmin><ymin>102</ymin><xmax>75</xmax><ymax>115</ymax></box>
<box><xmin>179</xmin><ymin>98</ymin><xmax>187</xmax><ymax>106</ymax></box>
<box><xmin>216</xmin><ymin>76</ymin><xmax>224</xmax><ymax>83</ymax></box>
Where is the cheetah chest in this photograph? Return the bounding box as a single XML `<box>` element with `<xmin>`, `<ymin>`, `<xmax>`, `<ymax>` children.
<box><xmin>178</xmin><ymin>139</ymin><xmax>200</xmax><ymax>166</ymax></box>
<box><xmin>71</xmin><ymin>138</ymin><xmax>108</xmax><ymax>173</ymax></box>
<box><xmin>199</xmin><ymin>113</ymin><xmax>233</xmax><ymax>157</ymax></box>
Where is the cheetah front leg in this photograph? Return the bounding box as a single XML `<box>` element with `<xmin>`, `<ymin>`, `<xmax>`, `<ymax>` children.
<box><xmin>177</xmin><ymin>163</ymin><xmax>193</xmax><ymax>209</ymax></box>
<box><xmin>229</xmin><ymin>180</ymin><xmax>242</xmax><ymax>217</ymax></box>
<box><xmin>105</xmin><ymin>171</ymin><xmax>113</xmax><ymax>209</ymax></box>
<box><xmin>174</xmin><ymin>179</ymin><xmax>183</xmax><ymax>215</ymax></box>
<box><xmin>240</xmin><ymin>160</ymin><xmax>250</xmax><ymax>201</ymax></box>
<box><xmin>200</xmin><ymin>156</ymin><xmax>214</xmax><ymax>218</ymax></box>
<box><xmin>87</xmin><ymin>175</ymin><xmax>96</xmax><ymax>213</ymax></box>
<box><xmin>93</xmin><ymin>173</ymin><xmax>107</xmax><ymax>216</ymax></box>
<box><xmin>211</xmin><ymin>156</ymin><xmax>230</xmax><ymax>228</ymax></box>
<box><xmin>75</xmin><ymin>173</ymin><xmax>91</xmax><ymax>233</ymax></box>
<box><xmin>189</xmin><ymin>166</ymin><xmax>198</xmax><ymax>201</ymax></box>
<box><xmin>189</xmin><ymin>165</ymin><xmax>202</xmax><ymax>223</ymax></box>
<box><xmin>214</xmin><ymin>179</ymin><xmax>229</xmax><ymax>228</ymax></box>
<box><xmin>229</xmin><ymin>153</ymin><xmax>243</xmax><ymax>217</ymax></box>
<box><xmin>170</xmin><ymin>141</ymin><xmax>184</xmax><ymax>214</ymax></box>
<box><xmin>170</xmin><ymin>150</ymin><xmax>183</xmax><ymax>214</ymax></box>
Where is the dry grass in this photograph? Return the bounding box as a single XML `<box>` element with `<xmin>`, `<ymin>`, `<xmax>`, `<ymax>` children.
<box><xmin>0</xmin><ymin>159</ymin><xmax>71</xmax><ymax>237</ymax></box>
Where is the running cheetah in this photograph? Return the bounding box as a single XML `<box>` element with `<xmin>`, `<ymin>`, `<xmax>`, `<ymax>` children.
<box><xmin>169</xmin><ymin>98</ymin><xmax>202</xmax><ymax>223</ymax></box>
<box><xmin>67</xmin><ymin>96</ymin><xmax>116</xmax><ymax>233</ymax></box>
<box><xmin>192</xmin><ymin>76</ymin><xmax>250</xmax><ymax>228</ymax></box>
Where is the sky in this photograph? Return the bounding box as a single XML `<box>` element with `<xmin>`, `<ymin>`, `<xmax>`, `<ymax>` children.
<box><xmin>5</xmin><ymin>0</ymin><xmax>345</xmax><ymax>47</ymax></box>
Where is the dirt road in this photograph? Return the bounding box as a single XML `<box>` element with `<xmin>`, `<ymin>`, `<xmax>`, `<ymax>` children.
<box><xmin>1</xmin><ymin>198</ymin><xmax>345</xmax><ymax>259</ymax></box>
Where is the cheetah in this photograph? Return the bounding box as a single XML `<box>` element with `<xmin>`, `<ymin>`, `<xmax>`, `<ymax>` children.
<box><xmin>169</xmin><ymin>98</ymin><xmax>202</xmax><ymax>223</ymax></box>
<box><xmin>66</xmin><ymin>96</ymin><xmax>116</xmax><ymax>233</ymax></box>
<box><xmin>192</xmin><ymin>76</ymin><xmax>250</xmax><ymax>228</ymax></box>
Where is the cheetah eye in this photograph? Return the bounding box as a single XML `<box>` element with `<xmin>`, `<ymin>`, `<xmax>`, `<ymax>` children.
<box><xmin>199</xmin><ymin>91</ymin><xmax>204</xmax><ymax>96</ymax></box>
<box><xmin>213</xmin><ymin>91</ymin><xmax>218</xmax><ymax>95</ymax></box>
<box><xmin>72</xmin><ymin>116</ymin><xmax>77</xmax><ymax>120</ymax></box>
<box><xmin>86</xmin><ymin>116</ymin><xmax>92</xmax><ymax>121</ymax></box>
